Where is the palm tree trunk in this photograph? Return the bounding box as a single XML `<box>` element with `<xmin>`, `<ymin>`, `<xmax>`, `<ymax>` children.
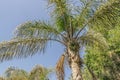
<box><xmin>67</xmin><ymin>48</ymin><xmax>83</xmax><ymax>80</ymax></box>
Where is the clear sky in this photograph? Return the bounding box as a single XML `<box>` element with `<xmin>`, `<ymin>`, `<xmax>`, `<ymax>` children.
<box><xmin>0</xmin><ymin>0</ymin><xmax>71</xmax><ymax>79</ymax></box>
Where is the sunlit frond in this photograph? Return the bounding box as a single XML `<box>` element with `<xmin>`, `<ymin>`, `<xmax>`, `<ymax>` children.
<box><xmin>79</xmin><ymin>29</ymin><xmax>108</xmax><ymax>50</ymax></box>
<box><xmin>29</xmin><ymin>65</ymin><xmax>50</xmax><ymax>80</ymax></box>
<box><xmin>5</xmin><ymin>66</ymin><xmax>28</xmax><ymax>78</ymax></box>
<box><xmin>5</xmin><ymin>66</ymin><xmax>28</xmax><ymax>80</ymax></box>
<box><xmin>0</xmin><ymin>38</ymin><xmax>48</xmax><ymax>62</ymax></box>
<box><xmin>14</xmin><ymin>21</ymin><xmax>61</xmax><ymax>39</ymax></box>
<box><xmin>89</xmin><ymin>0</ymin><xmax>120</xmax><ymax>32</ymax></box>
<box><xmin>56</xmin><ymin>54</ymin><xmax>65</xmax><ymax>80</ymax></box>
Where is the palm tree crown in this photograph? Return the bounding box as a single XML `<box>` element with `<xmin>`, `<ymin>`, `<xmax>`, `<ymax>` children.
<box><xmin>1</xmin><ymin>65</ymin><xmax>51</xmax><ymax>80</ymax></box>
<box><xmin>29</xmin><ymin>65</ymin><xmax>51</xmax><ymax>80</ymax></box>
<box><xmin>0</xmin><ymin>0</ymin><xmax>119</xmax><ymax>80</ymax></box>
<box><xmin>5</xmin><ymin>66</ymin><xmax>28</xmax><ymax>80</ymax></box>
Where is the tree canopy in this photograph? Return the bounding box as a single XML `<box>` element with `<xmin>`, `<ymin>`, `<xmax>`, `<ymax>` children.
<box><xmin>0</xmin><ymin>0</ymin><xmax>119</xmax><ymax>80</ymax></box>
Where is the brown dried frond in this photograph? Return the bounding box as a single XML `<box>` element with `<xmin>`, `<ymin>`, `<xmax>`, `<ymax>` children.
<box><xmin>56</xmin><ymin>54</ymin><xmax>65</xmax><ymax>80</ymax></box>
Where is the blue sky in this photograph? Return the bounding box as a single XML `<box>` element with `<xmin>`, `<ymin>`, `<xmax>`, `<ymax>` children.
<box><xmin>0</xmin><ymin>0</ymin><xmax>71</xmax><ymax>79</ymax></box>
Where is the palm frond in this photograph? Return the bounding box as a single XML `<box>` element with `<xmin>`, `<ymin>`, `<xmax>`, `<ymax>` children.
<box><xmin>29</xmin><ymin>65</ymin><xmax>50</xmax><ymax>80</ymax></box>
<box><xmin>56</xmin><ymin>54</ymin><xmax>65</xmax><ymax>80</ymax></box>
<box><xmin>30</xmin><ymin>65</ymin><xmax>49</xmax><ymax>75</ymax></box>
<box><xmin>5</xmin><ymin>66</ymin><xmax>28</xmax><ymax>79</ymax></box>
<box><xmin>14</xmin><ymin>21</ymin><xmax>62</xmax><ymax>39</ymax></box>
<box><xmin>71</xmin><ymin>0</ymin><xmax>106</xmax><ymax>38</ymax></box>
<box><xmin>79</xmin><ymin>29</ymin><xmax>108</xmax><ymax>50</ymax></box>
<box><xmin>87</xmin><ymin>66</ymin><xmax>98</xmax><ymax>80</ymax></box>
<box><xmin>0</xmin><ymin>38</ymin><xmax>48</xmax><ymax>62</ymax></box>
<box><xmin>48</xmin><ymin>0</ymin><xmax>70</xmax><ymax>32</ymax></box>
<box><xmin>73</xmin><ymin>0</ymin><xmax>94</xmax><ymax>28</ymax></box>
<box><xmin>89</xmin><ymin>0</ymin><xmax>120</xmax><ymax>32</ymax></box>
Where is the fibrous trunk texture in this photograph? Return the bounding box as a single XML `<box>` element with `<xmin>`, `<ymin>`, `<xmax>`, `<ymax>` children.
<box><xmin>67</xmin><ymin>48</ymin><xmax>83</xmax><ymax>80</ymax></box>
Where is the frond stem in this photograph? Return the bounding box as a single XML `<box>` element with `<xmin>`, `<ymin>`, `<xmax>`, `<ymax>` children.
<box><xmin>48</xmin><ymin>38</ymin><xmax>66</xmax><ymax>46</ymax></box>
<box><xmin>75</xmin><ymin>23</ymin><xmax>87</xmax><ymax>39</ymax></box>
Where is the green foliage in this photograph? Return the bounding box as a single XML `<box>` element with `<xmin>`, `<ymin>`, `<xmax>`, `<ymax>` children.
<box><xmin>5</xmin><ymin>66</ymin><xmax>29</xmax><ymax>80</ymax></box>
<box><xmin>89</xmin><ymin>0</ymin><xmax>120</xmax><ymax>33</ymax></box>
<box><xmin>14</xmin><ymin>21</ymin><xmax>60</xmax><ymax>38</ymax></box>
<box><xmin>82</xmin><ymin>66</ymin><xmax>93</xmax><ymax>80</ymax></box>
<box><xmin>85</xmin><ymin>47</ymin><xmax>108</xmax><ymax>80</ymax></box>
<box><xmin>69</xmin><ymin>41</ymin><xmax>80</xmax><ymax>52</ymax></box>
<box><xmin>80</xmin><ymin>29</ymin><xmax>108</xmax><ymax>50</ymax></box>
<box><xmin>0</xmin><ymin>0</ymin><xmax>119</xmax><ymax>61</ymax></box>
<box><xmin>29</xmin><ymin>65</ymin><xmax>50</xmax><ymax>80</ymax></box>
<box><xmin>0</xmin><ymin>65</ymin><xmax>51</xmax><ymax>80</ymax></box>
<box><xmin>48</xmin><ymin>0</ymin><xmax>70</xmax><ymax>31</ymax></box>
<box><xmin>0</xmin><ymin>0</ymin><xmax>119</xmax><ymax>80</ymax></box>
<box><xmin>84</xmin><ymin>25</ymin><xmax>120</xmax><ymax>80</ymax></box>
<box><xmin>0</xmin><ymin>38</ymin><xmax>48</xmax><ymax>61</ymax></box>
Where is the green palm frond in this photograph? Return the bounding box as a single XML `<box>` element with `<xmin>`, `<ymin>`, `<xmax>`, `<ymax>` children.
<box><xmin>14</xmin><ymin>21</ymin><xmax>62</xmax><ymax>39</ymax></box>
<box><xmin>79</xmin><ymin>29</ymin><xmax>108</xmax><ymax>50</ymax></box>
<box><xmin>48</xmin><ymin>0</ymin><xmax>70</xmax><ymax>32</ymax></box>
<box><xmin>29</xmin><ymin>65</ymin><xmax>50</xmax><ymax>80</ymax></box>
<box><xmin>75</xmin><ymin>0</ymin><xmax>120</xmax><ymax>37</ymax></box>
<box><xmin>5</xmin><ymin>66</ymin><xmax>28</xmax><ymax>80</ymax></box>
<box><xmin>5</xmin><ymin>66</ymin><xmax>28</xmax><ymax>77</ymax></box>
<box><xmin>5</xmin><ymin>66</ymin><xmax>16</xmax><ymax>77</ymax></box>
<box><xmin>56</xmin><ymin>54</ymin><xmax>65</xmax><ymax>80</ymax></box>
<box><xmin>89</xmin><ymin>0</ymin><xmax>120</xmax><ymax>32</ymax></box>
<box><xmin>73</xmin><ymin>0</ymin><xmax>94</xmax><ymax>28</ymax></box>
<box><xmin>0</xmin><ymin>38</ymin><xmax>48</xmax><ymax>61</ymax></box>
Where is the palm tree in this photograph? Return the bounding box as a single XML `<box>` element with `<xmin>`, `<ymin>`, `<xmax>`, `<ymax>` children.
<box><xmin>29</xmin><ymin>65</ymin><xmax>51</xmax><ymax>80</ymax></box>
<box><xmin>2</xmin><ymin>65</ymin><xmax>51</xmax><ymax>80</ymax></box>
<box><xmin>0</xmin><ymin>0</ymin><xmax>119</xmax><ymax>80</ymax></box>
<box><xmin>4</xmin><ymin>66</ymin><xmax>29</xmax><ymax>80</ymax></box>
<box><xmin>85</xmin><ymin>24</ymin><xmax>120</xmax><ymax>80</ymax></box>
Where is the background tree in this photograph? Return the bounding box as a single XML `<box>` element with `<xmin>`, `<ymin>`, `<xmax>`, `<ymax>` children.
<box><xmin>4</xmin><ymin>66</ymin><xmax>28</xmax><ymax>80</ymax></box>
<box><xmin>1</xmin><ymin>65</ymin><xmax>51</xmax><ymax>80</ymax></box>
<box><xmin>84</xmin><ymin>23</ymin><xmax>120</xmax><ymax>80</ymax></box>
<box><xmin>29</xmin><ymin>65</ymin><xmax>51</xmax><ymax>80</ymax></box>
<box><xmin>0</xmin><ymin>0</ymin><xmax>119</xmax><ymax>80</ymax></box>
